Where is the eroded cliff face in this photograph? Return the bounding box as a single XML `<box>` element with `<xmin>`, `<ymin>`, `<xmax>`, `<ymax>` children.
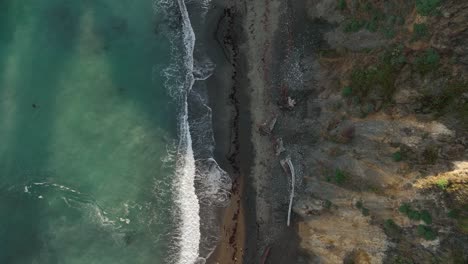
<box><xmin>292</xmin><ymin>0</ymin><xmax>468</xmax><ymax>263</ymax></box>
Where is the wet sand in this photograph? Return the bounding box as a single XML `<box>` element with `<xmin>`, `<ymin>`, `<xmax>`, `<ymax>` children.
<box><xmin>204</xmin><ymin>1</ymin><xmax>250</xmax><ymax>263</ymax></box>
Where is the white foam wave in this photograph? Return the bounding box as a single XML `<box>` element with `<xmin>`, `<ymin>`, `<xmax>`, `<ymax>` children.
<box><xmin>195</xmin><ymin>158</ymin><xmax>231</xmax><ymax>207</ymax></box>
<box><xmin>155</xmin><ymin>0</ymin><xmax>224</xmax><ymax>262</ymax></box>
<box><xmin>193</xmin><ymin>58</ymin><xmax>215</xmax><ymax>81</ymax></box>
<box><xmin>173</xmin><ymin>0</ymin><xmax>200</xmax><ymax>263</ymax></box>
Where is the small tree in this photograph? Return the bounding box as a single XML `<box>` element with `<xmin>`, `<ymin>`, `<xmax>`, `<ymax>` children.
<box><xmin>399</xmin><ymin>203</ymin><xmax>411</xmax><ymax>214</ymax></box>
<box><xmin>392</xmin><ymin>151</ymin><xmax>403</xmax><ymax>162</ymax></box>
<box><xmin>342</xmin><ymin>86</ymin><xmax>353</xmax><ymax>97</ymax></box>
<box><xmin>417</xmin><ymin>225</ymin><xmax>437</xmax><ymax>240</ymax></box>
<box><xmin>436</xmin><ymin>179</ymin><xmax>448</xmax><ymax>190</ymax></box>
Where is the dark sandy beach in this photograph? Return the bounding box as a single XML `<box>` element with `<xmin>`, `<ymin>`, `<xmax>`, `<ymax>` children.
<box><xmin>203</xmin><ymin>0</ymin><xmax>307</xmax><ymax>263</ymax></box>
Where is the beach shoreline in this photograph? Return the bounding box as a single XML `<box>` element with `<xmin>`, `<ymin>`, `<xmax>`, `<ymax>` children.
<box><xmin>204</xmin><ymin>0</ymin><xmax>303</xmax><ymax>263</ymax></box>
<box><xmin>203</xmin><ymin>1</ymin><xmax>251</xmax><ymax>263</ymax></box>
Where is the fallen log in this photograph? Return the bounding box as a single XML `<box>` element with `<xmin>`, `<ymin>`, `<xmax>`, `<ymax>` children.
<box><xmin>260</xmin><ymin>246</ymin><xmax>271</xmax><ymax>264</ymax></box>
<box><xmin>280</xmin><ymin>157</ymin><xmax>295</xmax><ymax>226</ymax></box>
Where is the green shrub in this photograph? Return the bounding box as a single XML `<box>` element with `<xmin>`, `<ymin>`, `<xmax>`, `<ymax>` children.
<box><xmin>399</xmin><ymin>203</ymin><xmax>425</xmax><ymax>221</ymax></box>
<box><xmin>436</xmin><ymin>179</ymin><xmax>448</xmax><ymax>190</ymax></box>
<box><xmin>448</xmin><ymin>209</ymin><xmax>461</xmax><ymax>219</ymax></box>
<box><xmin>416</xmin><ymin>0</ymin><xmax>441</xmax><ymax>16</ymax></box>
<box><xmin>335</xmin><ymin>169</ymin><xmax>347</xmax><ymax>184</ymax></box>
<box><xmin>408</xmin><ymin>209</ymin><xmax>421</xmax><ymax>220</ymax></box>
<box><xmin>412</xmin><ymin>23</ymin><xmax>429</xmax><ymax>41</ymax></box>
<box><xmin>356</xmin><ymin>200</ymin><xmax>363</xmax><ymax>209</ymax></box>
<box><xmin>392</xmin><ymin>151</ymin><xmax>403</xmax><ymax>162</ymax></box>
<box><xmin>417</xmin><ymin>225</ymin><xmax>437</xmax><ymax>240</ymax></box>
<box><xmin>362</xmin><ymin>207</ymin><xmax>370</xmax><ymax>216</ymax></box>
<box><xmin>338</xmin><ymin>0</ymin><xmax>347</xmax><ymax>10</ymax></box>
<box><xmin>399</xmin><ymin>203</ymin><xmax>411</xmax><ymax>214</ymax></box>
<box><xmin>414</xmin><ymin>48</ymin><xmax>440</xmax><ymax>74</ymax></box>
<box><xmin>342</xmin><ymin>86</ymin><xmax>353</xmax><ymax>97</ymax></box>
<box><xmin>421</xmin><ymin>210</ymin><xmax>432</xmax><ymax>224</ymax></box>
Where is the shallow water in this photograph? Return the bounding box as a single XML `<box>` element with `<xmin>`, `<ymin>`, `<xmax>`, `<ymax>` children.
<box><xmin>0</xmin><ymin>1</ymin><xmax>180</xmax><ymax>263</ymax></box>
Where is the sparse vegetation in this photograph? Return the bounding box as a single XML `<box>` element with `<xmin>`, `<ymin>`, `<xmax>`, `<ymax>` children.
<box><xmin>392</xmin><ymin>256</ymin><xmax>415</xmax><ymax>264</ymax></box>
<box><xmin>349</xmin><ymin>45</ymin><xmax>406</xmax><ymax>103</ymax></box>
<box><xmin>423</xmin><ymin>146</ymin><xmax>438</xmax><ymax>164</ymax></box>
<box><xmin>414</xmin><ymin>48</ymin><xmax>440</xmax><ymax>74</ymax></box>
<box><xmin>458</xmin><ymin>217</ymin><xmax>468</xmax><ymax>234</ymax></box>
<box><xmin>344</xmin><ymin>18</ymin><xmax>366</xmax><ymax>33</ymax></box>
<box><xmin>418</xmin><ymin>80</ymin><xmax>468</xmax><ymax>128</ymax></box>
<box><xmin>324</xmin><ymin>199</ymin><xmax>332</xmax><ymax>209</ymax></box>
<box><xmin>384</xmin><ymin>219</ymin><xmax>398</xmax><ymax>230</ymax></box>
<box><xmin>417</xmin><ymin>224</ymin><xmax>437</xmax><ymax>240</ymax></box>
<box><xmin>384</xmin><ymin>219</ymin><xmax>401</xmax><ymax>237</ymax></box>
<box><xmin>355</xmin><ymin>200</ymin><xmax>370</xmax><ymax>216</ymax></box>
<box><xmin>399</xmin><ymin>203</ymin><xmax>432</xmax><ymax>223</ymax></box>
<box><xmin>448</xmin><ymin>209</ymin><xmax>461</xmax><ymax>219</ymax></box>
<box><xmin>416</xmin><ymin>0</ymin><xmax>441</xmax><ymax>16</ymax></box>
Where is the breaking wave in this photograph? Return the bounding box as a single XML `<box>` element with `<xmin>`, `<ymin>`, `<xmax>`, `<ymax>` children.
<box><xmin>155</xmin><ymin>0</ymin><xmax>231</xmax><ymax>263</ymax></box>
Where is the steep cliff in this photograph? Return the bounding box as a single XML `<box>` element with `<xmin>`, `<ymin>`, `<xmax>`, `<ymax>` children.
<box><xmin>291</xmin><ymin>0</ymin><xmax>468</xmax><ymax>263</ymax></box>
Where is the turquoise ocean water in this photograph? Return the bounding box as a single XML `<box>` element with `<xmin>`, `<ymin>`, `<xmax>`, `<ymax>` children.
<box><xmin>0</xmin><ymin>0</ymin><xmax>202</xmax><ymax>263</ymax></box>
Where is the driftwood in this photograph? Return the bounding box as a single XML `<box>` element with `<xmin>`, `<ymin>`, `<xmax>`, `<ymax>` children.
<box><xmin>280</xmin><ymin>157</ymin><xmax>295</xmax><ymax>226</ymax></box>
<box><xmin>275</xmin><ymin>137</ymin><xmax>285</xmax><ymax>156</ymax></box>
<box><xmin>258</xmin><ymin>114</ymin><xmax>278</xmax><ymax>135</ymax></box>
<box><xmin>287</xmin><ymin>96</ymin><xmax>296</xmax><ymax>109</ymax></box>
<box><xmin>260</xmin><ymin>246</ymin><xmax>271</xmax><ymax>264</ymax></box>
